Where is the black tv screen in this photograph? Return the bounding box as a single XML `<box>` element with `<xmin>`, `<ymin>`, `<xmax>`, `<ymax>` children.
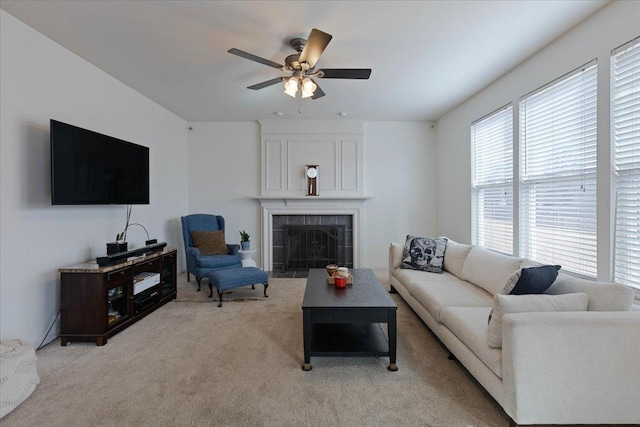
<box><xmin>50</xmin><ymin>119</ymin><xmax>149</xmax><ymax>205</ymax></box>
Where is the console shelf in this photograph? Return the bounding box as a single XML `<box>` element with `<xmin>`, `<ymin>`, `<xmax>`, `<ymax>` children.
<box><xmin>59</xmin><ymin>247</ymin><xmax>177</xmax><ymax>346</ymax></box>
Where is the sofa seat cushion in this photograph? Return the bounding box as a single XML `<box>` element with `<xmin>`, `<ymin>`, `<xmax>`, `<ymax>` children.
<box><xmin>461</xmin><ymin>246</ymin><xmax>523</xmax><ymax>295</ymax></box>
<box><xmin>440</xmin><ymin>307</ymin><xmax>503</xmax><ymax>378</ymax></box>
<box><xmin>195</xmin><ymin>254</ymin><xmax>241</xmax><ymax>269</ymax></box>
<box><xmin>546</xmin><ymin>273</ymin><xmax>634</xmax><ymax>311</ymax></box>
<box><xmin>408</xmin><ymin>275</ymin><xmax>494</xmax><ymax>322</ymax></box>
<box><xmin>392</xmin><ymin>268</ymin><xmax>445</xmax><ymax>292</ymax></box>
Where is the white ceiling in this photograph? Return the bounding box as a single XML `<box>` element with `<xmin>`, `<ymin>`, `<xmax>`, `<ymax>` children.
<box><xmin>1</xmin><ymin>0</ymin><xmax>609</xmax><ymax>122</ymax></box>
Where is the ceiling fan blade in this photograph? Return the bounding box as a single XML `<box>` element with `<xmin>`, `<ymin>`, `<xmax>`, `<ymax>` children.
<box><xmin>228</xmin><ymin>48</ymin><xmax>284</xmax><ymax>69</ymax></box>
<box><xmin>247</xmin><ymin>77</ymin><xmax>284</xmax><ymax>90</ymax></box>
<box><xmin>311</xmin><ymin>80</ymin><xmax>325</xmax><ymax>100</ymax></box>
<box><xmin>299</xmin><ymin>28</ymin><xmax>332</xmax><ymax>68</ymax></box>
<box><xmin>319</xmin><ymin>69</ymin><xmax>372</xmax><ymax>79</ymax></box>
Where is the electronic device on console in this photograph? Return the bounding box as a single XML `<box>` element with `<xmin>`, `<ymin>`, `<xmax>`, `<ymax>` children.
<box><xmin>96</xmin><ymin>242</ymin><xmax>167</xmax><ymax>267</ymax></box>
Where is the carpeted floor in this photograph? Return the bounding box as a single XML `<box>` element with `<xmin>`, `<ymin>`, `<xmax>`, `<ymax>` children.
<box><xmin>2</xmin><ymin>271</ymin><xmax>509</xmax><ymax>426</ymax></box>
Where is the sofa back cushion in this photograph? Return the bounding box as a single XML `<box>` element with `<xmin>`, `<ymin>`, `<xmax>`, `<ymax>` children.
<box><xmin>462</xmin><ymin>246</ymin><xmax>523</xmax><ymax>295</ymax></box>
<box><xmin>546</xmin><ymin>273</ymin><xmax>634</xmax><ymax>311</ymax></box>
<box><xmin>443</xmin><ymin>239</ymin><xmax>473</xmax><ymax>279</ymax></box>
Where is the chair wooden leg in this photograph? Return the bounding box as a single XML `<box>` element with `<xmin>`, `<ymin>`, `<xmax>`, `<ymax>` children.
<box><xmin>217</xmin><ymin>289</ymin><xmax>224</xmax><ymax>307</ymax></box>
<box><xmin>187</xmin><ymin>271</ymin><xmax>190</xmax><ymax>282</ymax></box>
<box><xmin>208</xmin><ymin>283</ymin><xmax>214</xmax><ymax>298</ymax></box>
<box><xmin>196</xmin><ymin>277</ymin><xmax>202</xmax><ymax>291</ymax></box>
<box><xmin>263</xmin><ymin>283</ymin><xmax>269</xmax><ymax>298</ymax></box>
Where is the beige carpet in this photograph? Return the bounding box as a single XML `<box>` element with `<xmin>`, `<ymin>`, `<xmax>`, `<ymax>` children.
<box><xmin>2</xmin><ymin>272</ymin><xmax>509</xmax><ymax>426</ymax></box>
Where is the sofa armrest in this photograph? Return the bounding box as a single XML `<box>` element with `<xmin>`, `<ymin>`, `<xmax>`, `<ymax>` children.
<box><xmin>389</xmin><ymin>243</ymin><xmax>404</xmax><ymax>285</ymax></box>
<box><xmin>389</xmin><ymin>243</ymin><xmax>403</xmax><ymax>269</ymax></box>
<box><xmin>227</xmin><ymin>244</ymin><xmax>240</xmax><ymax>255</ymax></box>
<box><xmin>502</xmin><ymin>311</ymin><xmax>640</xmax><ymax>425</ymax></box>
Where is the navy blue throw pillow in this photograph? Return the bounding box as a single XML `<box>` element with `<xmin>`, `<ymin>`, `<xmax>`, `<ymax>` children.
<box><xmin>510</xmin><ymin>265</ymin><xmax>561</xmax><ymax>295</ymax></box>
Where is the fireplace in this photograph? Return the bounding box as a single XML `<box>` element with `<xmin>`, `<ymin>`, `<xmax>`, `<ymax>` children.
<box><xmin>283</xmin><ymin>225</ymin><xmax>345</xmax><ymax>270</ymax></box>
<box><xmin>272</xmin><ymin>215</ymin><xmax>352</xmax><ymax>271</ymax></box>
<box><xmin>256</xmin><ymin>196</ymin><xmax>368</xmax><ymax>271</ymax></box>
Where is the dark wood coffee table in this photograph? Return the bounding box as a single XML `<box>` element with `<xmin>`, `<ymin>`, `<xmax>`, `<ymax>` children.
<box><xmin>301</xmin><ymin>268</ymin><xmax>398</xmax><ymax>371</ymax></box>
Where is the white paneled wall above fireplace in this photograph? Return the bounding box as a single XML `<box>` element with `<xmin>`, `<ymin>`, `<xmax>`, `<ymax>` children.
<box><xmin>259</xmin><ymin>120</ymin><xmax>364</xmax><ymax>197</ymax></box>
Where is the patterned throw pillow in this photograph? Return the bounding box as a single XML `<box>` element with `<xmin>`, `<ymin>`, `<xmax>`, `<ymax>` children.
<box><xmin>402</xmin><ymin>235</ymin><xmax>448</xmax><ymax>273</ymax></box>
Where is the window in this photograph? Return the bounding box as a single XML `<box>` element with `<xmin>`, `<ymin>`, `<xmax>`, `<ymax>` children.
<box><xmin>612</xmin><ymin>37</ymin><xmax>640</xmax><ymax>293</ymax></box>
<box><xmin>520</xmin><ymin>61</ymin><xmax>598</xmax><ymax>277</ymax></box>
<box><xmin>472</xmin><ymin>105</ymin><xmax>513</xmax><ymax>254</ymax></box>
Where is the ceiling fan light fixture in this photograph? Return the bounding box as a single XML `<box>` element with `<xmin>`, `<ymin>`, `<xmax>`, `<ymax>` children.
<box><xmin>229</xmin><ymin>28</ymin><xmax>371</xmax><ymax>102</ymax></box>
<box><xmin>284</xmin><ymin>77</ymin><xmax>299</xmax><ymax>97</ymax></box>
<box><xmin>301</xmin><ymin>77</ymin><xmax>317</xmax><ymax>98</ymax></box>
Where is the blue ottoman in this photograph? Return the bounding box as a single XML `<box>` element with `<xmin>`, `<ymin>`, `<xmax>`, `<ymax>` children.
<box><xmin>207</xmin><ymin>267</ymin><xmax>269</xmax><ymax>307</ymax></box>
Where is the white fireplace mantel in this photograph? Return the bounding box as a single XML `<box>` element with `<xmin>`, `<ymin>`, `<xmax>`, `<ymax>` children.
<box><xmin>255</xmin><ymin>196</ymin><xmax>373</xmax><ymax>271</ymax></box>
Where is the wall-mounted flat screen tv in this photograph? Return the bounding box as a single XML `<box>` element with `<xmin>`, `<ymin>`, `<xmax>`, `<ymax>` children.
<box><xmin>50</xmin><ymin>119</ymin><xmax>149</xmax><ymax>205</ymax></box>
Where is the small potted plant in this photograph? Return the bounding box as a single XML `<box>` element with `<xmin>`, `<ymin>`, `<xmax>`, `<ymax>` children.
<box><xmin>239</xmin><ymin>230</ymin><xmax>250</xmax><ymax>250</ymax></box>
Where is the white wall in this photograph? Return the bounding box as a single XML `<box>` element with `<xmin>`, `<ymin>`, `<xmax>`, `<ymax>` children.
<box><xmin>364</xmin><ymin>122</ymin><xmax>437</xmax><ymax>268</ymax></box>
<box><xmin>188</xmin><ymin>121</ymin><xmax>436</xmax><ymax>269</ymax></box>
<box><xmin>0</xmin><ymin>11</ymin><xmax>189</xmax><ymax>346</ymax></box>
<box><xmin>187</xmin><ymin>122</ymin><xmax>262</xmax><ymax>264</ymax></box>
<box><xmin>435</xmin><ymin>1</ymin><xmax>640</xmax><ymax>281</ymax></box>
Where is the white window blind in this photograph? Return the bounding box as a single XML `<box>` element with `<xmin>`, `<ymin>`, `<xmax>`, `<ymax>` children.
<box><xmin>472</xmin><ymin>105</ymin><xmax>513</xmax><ymax>254</ymax></box>
<box><xmin>520</xmin><ymin>61</ymin><xmax>598</xmax><ymax>277</ymax></box>
<box><xmin>613</xmin><ymin>37</ymin><xmax>640</xmax><ymax>293</ymax></box>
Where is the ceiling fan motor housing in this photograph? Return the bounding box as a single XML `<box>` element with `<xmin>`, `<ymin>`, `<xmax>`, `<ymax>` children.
<box><xmin>287</xmin><ymin>37</ymin><xmax>313</xmax><ymax>71</ymax></box>
<box><xmin>285</xmin><ymin>54</ymin><xmax>302</xmax><ymax>71</ymax></box>
<box><xmin>289</xmin><ymin>37</ymin><xmax>307</xmax><ymax>53</ymax></box>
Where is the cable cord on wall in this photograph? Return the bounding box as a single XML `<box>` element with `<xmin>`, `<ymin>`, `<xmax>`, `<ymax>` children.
<box><xmin>37</xmin><ymin>309</ymin><xmax>61</xmax><ymax>350</ymax></box>
<box><xmin>119</xmin><ymin>205</ymin><xmax>151</xmax><ymax>242</ymax></box>
<box><xmin>126</xmin><ymin>223</ymin><xmax>150</xmax><ymax>241</ymax></box>
<box><xmin>123</xmin><ymin>205</ymin><xmax>132</xmax><ymax>240</ymax></box>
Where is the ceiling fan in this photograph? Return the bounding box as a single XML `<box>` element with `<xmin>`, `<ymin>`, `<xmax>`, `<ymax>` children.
<box><xmin>228</xmin><ymin>28</ymin><xmax>371</xmax><ymax>100</ymax></box>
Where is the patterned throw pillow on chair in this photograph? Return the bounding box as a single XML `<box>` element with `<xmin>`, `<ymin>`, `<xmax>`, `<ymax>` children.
<box><xmin>402</xmin><ymin>235</ymin><xmax>448</xmax><ymax>273</ymax></box>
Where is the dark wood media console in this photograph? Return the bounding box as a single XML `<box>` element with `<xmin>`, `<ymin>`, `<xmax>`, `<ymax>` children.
<box><xmin>59</xmin><ymin>246</ymin><xmax>177</xmax><ymax>346</ymax></box>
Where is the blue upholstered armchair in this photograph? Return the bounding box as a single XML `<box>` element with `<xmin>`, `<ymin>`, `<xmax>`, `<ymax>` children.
<box><xmin>181</xmin><ymin>214</ymin><xmax>241</xmax><ymax>290</ymax></box>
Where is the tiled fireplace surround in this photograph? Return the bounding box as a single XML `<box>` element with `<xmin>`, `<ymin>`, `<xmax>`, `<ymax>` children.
<box><xmin>256</xmin><ymin>197</ymin><xmax>368</xmax><ymax>272</ymax></box>
<box><xmin>272</xmin><ymin>214</ymin><xmax>353</xmax><ymax>272</ymax></box>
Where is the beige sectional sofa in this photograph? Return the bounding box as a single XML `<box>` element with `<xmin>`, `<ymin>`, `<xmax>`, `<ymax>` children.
<box><xmin>389</xmin><ymin>239</ymin><xmax>640</xmax><ymax>426</ymax></box>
